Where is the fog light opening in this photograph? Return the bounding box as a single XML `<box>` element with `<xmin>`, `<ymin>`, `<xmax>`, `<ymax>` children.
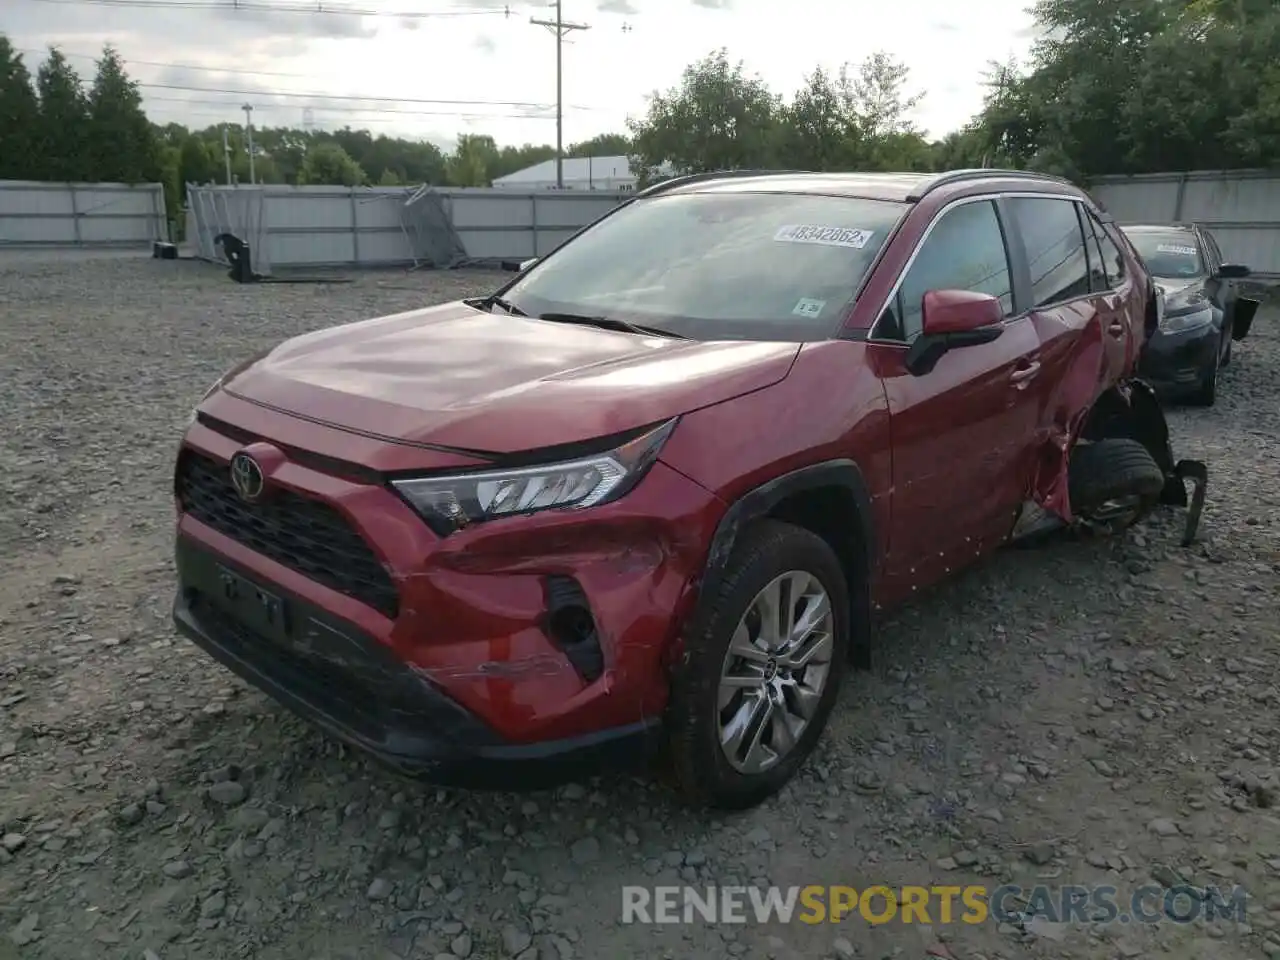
<box><xmin>543</xmin><ymin>575</ymin><xmax>605</xmax><ymax>683</ymax></box>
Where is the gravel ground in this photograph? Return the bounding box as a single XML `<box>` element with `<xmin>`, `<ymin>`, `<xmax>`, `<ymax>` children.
<box><xmin>1</xmin><ymin>253</ymin><xmax>1278</xmax><ymax>960</ymax></box>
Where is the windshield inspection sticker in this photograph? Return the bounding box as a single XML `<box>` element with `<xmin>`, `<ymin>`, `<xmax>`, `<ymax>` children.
<box><xmin>1156</xmin><ymin>243</ymin><xmax>1197</xmax><ymax>256</ymax></box>
<box><xmin>774</xmin><ymin>224</ymin><xmax>874</xmax><ymax>249</ymax></box>
<box><xmin>793</xmin><ymin>297</ymin><xmax>827</xmax><ymax>318</ymax></box>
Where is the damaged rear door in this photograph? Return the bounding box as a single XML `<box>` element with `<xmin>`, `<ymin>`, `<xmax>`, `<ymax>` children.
<box><xmin>1000</xmin><ymin>195</ymin><xmax>1115</xmax><ymax>520</ymax></box>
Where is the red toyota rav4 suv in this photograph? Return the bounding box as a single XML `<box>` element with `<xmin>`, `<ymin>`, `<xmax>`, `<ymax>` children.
<box><xmin>174</xmin><ymin>170</ymin><xmax>1206</xmax><ymax>809</ymax></box>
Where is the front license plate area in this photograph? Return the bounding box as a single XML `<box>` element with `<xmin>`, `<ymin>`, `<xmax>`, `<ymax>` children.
<box><xmin>214</xmin><ymin>564</ymin><xmax>291</xmax><ymax>648</ymax></box>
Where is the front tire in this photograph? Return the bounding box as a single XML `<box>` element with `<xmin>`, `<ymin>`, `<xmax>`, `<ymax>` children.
<box><xmin>666</xmin><ymin>520</ymin><xmax>849</xmax><ymax>810</ymax></box>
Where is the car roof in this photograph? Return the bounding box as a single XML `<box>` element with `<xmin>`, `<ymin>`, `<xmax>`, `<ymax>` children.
<box><xmin>643</xmin><ymin>168</ymin><xmax>1081</xmax><ymax>204</ymax></box>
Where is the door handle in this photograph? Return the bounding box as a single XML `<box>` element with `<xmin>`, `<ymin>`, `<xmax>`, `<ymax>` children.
<box><xmin>1010</xmin><ymin>361</ymin><xmax>1041</xmax><ymax>383</ymax></box>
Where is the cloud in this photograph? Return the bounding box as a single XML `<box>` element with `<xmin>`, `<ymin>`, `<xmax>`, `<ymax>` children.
<box><xmin>2</xmin><ymin>1</ymin><xmax>377</xmax><ymax>54</ymax></box>
<box><xmin>597</xmin><ymin>0</ymin><xmax>640</xmax><ymax>13</ymax></box>
<box><xmin>931</xmin><ymin>21</ymin><xmax>959</xmax><ymax>32</ymax></box>
<box><xmin>473</xmin><ymin>34</ymin><xmax>498</xmax><ymax>54</ymax></box>
<box><xmin>690</xmin><ymin>0</ymin><xmax>731</xmax><ymax>7</ymax></box>
<box><xmin>208</xmin><ymin>7</ymin><xmax>377</xmax><ymax>41</ymax></box>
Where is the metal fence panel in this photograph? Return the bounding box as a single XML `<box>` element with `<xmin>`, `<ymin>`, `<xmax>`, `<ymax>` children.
<box><xmin>183</xmin><ymin>183</ymin><xmax>626</xmax><ymax>273</ymax></box>
<box><xmin>0</xmin><ymin>180</ymin><xmax>166</xmax><ymax>247</ymax></box>
<box><xmin>1090</xmin><ymin>170</ymin><xmax>1280</xmax><ymax>279</ymax></box>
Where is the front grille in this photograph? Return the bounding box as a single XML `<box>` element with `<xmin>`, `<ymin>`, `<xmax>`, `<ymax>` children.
<box><xmin>176</xmin><ymin>452</ymin><xmax>399</xmax><ymax>618</ymax></box>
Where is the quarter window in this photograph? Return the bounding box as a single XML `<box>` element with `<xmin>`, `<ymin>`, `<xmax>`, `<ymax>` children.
<box><xmin>1090</xmin><ymin>213</ymin><xmax>1127</xmax><ymax>287</ymax></box>
<box><xmin>1007</xmin><ymin>197</ymin><xmax>1091</xmax><ymax>307</ymax></box>
<box><xmin>887</xmin><ymin>200</ymin><xmax>1014</xmax><ymax>341</ymax></box>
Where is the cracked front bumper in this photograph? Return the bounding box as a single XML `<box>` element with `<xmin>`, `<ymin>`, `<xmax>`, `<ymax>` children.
<box><xmin>172</xmin><ymin>539</ymin><xmax>662</xmax><ymax>788</ymax></box>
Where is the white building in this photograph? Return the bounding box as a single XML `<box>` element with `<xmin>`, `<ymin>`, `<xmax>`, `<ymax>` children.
<box><xmin>491</xmin><ymin>155</ymin><xmax>673</xmax><ymax>191</ymax></box>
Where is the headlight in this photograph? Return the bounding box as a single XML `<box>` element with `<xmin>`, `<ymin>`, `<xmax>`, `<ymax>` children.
<box><xmin>392</xmin><ymin>418</ymin><xmax>678</xmax><ymax>535</ymax></box>
<box><xmin>1160</xmin><ymin>285</ymin><xmax>1207</xmax><ymax>314</ymax></box>
<box><xmin>1159</xmin><ymin>305</ymin><xmax>1213</xmax><ymax>333</ymax></box>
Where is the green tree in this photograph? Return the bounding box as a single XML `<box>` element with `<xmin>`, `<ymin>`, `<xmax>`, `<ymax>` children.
<box><xmin>777</xmin><ymin>65</ymin><xmax>861</xmax><ymax>171</ymax></box>
<box><xmin>627</xmin><ymin>49</ymin><xmax>782</xmax><ymax>185</ymax></box>
<box><xmin>179</xmin><ymin>133</ymin><xmax>219</xmax><ymax>188</ymax></box>
<box><xmin>0</xmin><ymin>37</ymin><xmax>40</xmax><ymax>180</ymax></box>
<box><xmin>252</xmin><ymin>126</ymin><xmax>312</xmax><ymax>184</ymax></box>
<box><xmin>35</xmin><ymin>47</ymin><xmax>90</xmax><ymax>181</ymax></box>
<box><xmin>446</xmin><ymin>133</ymin><xmax>499</xmax><ymax>186</ymax></box>
<box><xmin>297</xmin><ymin>141</ymin><xmax>368</xmax><ymax>185</ymax></box>
<box><xmin>494</xmin><ymin>142</ymin><xmax>556</xmax><ymax>180</ymax></box>
<box><xmin>567</xmin><ymin>132</ymin><xmax>632</xmax><ymax>157</ymax></box>
<box><xmin>85</xmin><ymin>44</ymin><xmax>160</xmax><ymax>183</ymax></box>
<box><xmin>843</xmin><ymin>52</ymin><xmax>925</xmax><ymax>141</ymax></box>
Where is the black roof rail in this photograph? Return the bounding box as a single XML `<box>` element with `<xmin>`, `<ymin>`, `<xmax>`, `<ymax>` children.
<box><xmin>907</xmin><ymin>167</ymin><xmax>1078</xmax><ymax>201</ymax></box>
<box><xmin>634</xmin><ymin>168</ymin><xmax>814</xmax><ymax>199</ymax></box>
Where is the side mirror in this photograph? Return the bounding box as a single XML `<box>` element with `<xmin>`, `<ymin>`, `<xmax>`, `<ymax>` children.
<box><xmin>921</xmin><ymin>288</ymin><xmax>1005</xmax><ymax>335</ymax></box>
<box><xmin>905</xmin><ymin>289</ymin><xmax>1005</xmax><ymax>376</ymax></box>
<box><xmin>1217</xmin><ymin>262</ymin><xmax>1250</xmax><ymax>279</ymax></box>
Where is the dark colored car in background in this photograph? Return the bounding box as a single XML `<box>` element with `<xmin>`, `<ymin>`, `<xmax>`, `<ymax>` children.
<box><xmin>1121</xmin><ymin>223</ymin><xmax>1259</xmax><ymax>405</ymax></box>
<box><xmin>173</xmin><ymin>169</ymin><xmax>1206</xmax><ymax>810</ymax></box>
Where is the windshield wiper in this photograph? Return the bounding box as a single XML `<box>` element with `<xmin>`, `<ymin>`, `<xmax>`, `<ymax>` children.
<box><xmin>478</xmin><ymin>294</ymin><xmax>528</xmax><ymax>317</ymax></box>
<box><xmin>537</xmin><ymin>312</ymin><xmax>688</xmax><ymax>340</ymax></box>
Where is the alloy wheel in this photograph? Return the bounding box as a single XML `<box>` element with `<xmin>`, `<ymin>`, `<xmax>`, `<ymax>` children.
<box><xmin>716</xmin><ymin>571</ymin><xmax>834</xmax><ymax>774</ymax></box>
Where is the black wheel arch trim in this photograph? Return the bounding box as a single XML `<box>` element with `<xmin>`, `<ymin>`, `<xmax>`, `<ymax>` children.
<box><xmin>705</xmin><ymin>460</ymin><xmax>874</xmax><ymax>576</ymax></box>
<box><xmin>696</xmin><ymin>459</ymin><xmax>876</xmax><ymax>667</ymax></box>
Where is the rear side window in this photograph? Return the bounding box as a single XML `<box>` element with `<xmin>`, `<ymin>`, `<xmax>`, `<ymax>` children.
<box><xmin>1007</xmin><ymin>197</ymin><xmax>1091</xmax><ymax>307</ymax></box>
<box><xmin>1080</xmin><ymin>205</ymin><xmax>1109</xmax><ymax>292</ymax></box>
<box><xmin>891</xmin><ymin>199</ymin><xmax>1014</xmax><ymax>341</ymax></box>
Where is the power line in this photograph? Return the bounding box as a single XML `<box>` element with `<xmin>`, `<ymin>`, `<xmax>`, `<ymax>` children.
<box><xmin>16</xmin><ymin>47</ymin><xmax>603</xmax><ymax>111</ymax></box>
<box><xmin>16</xmin><ymin>46</ymin><xmax>335</xmax><ymax>81</ymax></box>
<box><xmin>136</xmin><ymin>79</ymin><xmax>561</xmax><ymax>109</ymax></box>
<box><xmin>144</xmin><ymin>93</ymin><xmax>554</xmax><ymax>119</ymax></box>
<box><xmin>19</xmin><ymin>0</ymin><xmax>517</xmax><ymax>18</ymax></box>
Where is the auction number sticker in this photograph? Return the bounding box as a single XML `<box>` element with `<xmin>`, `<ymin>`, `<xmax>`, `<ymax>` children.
<box><xmin>775</xmin><ymin>225</ymin><xmax>874</xmax><ymax>249</ymax></box>
<box><xmin>1156</xmin><ymin>243</ymin><xmax>1197</xmax><ymax>256</ymax></box>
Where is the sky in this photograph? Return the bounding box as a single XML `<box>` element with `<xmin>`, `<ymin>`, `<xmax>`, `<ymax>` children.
<box><xmin>3</xmin><ymin>0</ymin><xmax>1041</xmax><ymax>156</ymax></box>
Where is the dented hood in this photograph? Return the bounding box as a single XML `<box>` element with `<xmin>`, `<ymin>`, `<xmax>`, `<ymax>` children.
<box><xmin>223</xmin><ymin>300</ymin><xmax>800</xmax><ymax>453</ymax></box>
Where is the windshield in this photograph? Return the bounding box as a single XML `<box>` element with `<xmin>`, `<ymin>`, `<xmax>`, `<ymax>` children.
<box><xmin>1123</xmin><ymin>230</ymin><xmax>1204</xmax><ymax>279</ymax></box>
<box><xmin>499</xmin><ymin>191</ymin><xmax>907</xmax><ymax>341</ymax></box>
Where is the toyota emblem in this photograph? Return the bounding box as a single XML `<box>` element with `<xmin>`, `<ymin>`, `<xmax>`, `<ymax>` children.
<box><xmin>229</xmin><ymin>452</ymin><xmax>265</xmax><ymax>503</ymax></box>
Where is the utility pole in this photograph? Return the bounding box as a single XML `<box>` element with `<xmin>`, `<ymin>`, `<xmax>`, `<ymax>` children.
<box><xmin>222</xmin><ymin>125</ymin><xmax>232</xmax><ymax>185</ymax></box>
<box><xmin>531</xmin><ymin>0</ymin><xmax>589</xmax><ymax>189</ymax></box>
<box><xmin>241</xmin><ymin>103</ymin><xmax>256</xmax><ymax>185</ymax></box>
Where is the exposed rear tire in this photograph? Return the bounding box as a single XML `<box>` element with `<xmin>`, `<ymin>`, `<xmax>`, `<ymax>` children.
<box><xmin>1069</xmin><ymin>438</ymin><xmax>1166</xmax><ymax>533</ymax></box>
<box><xmin>666</xmin><ymin>520</ymin><xmax>849</xmax><ymax>810</ymax></box>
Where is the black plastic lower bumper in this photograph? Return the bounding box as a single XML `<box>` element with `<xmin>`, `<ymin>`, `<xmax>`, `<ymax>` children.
<box><xmin>172</xmin><ymin>538</ymin><xmax>661</xmax><ymax>788</ymax></box>
<box><xmin>1138</xmin><ymin>324</ymin><xmax>1219</xmax><ymax>394</ymax></box>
